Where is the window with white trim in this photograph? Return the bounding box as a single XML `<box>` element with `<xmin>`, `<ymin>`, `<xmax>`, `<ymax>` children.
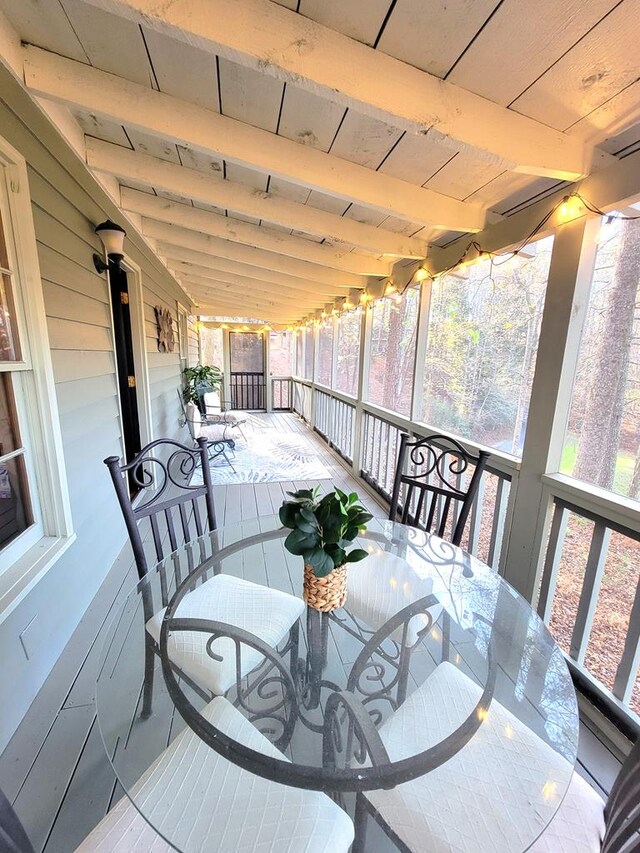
<box><xmin>0</xmin><ymin>136</ymin><xmax>72</xmax><ymax>594</ymax></box>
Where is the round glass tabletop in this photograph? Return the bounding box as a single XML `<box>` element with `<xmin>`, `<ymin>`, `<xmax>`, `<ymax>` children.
<box><xmin>95</xmin><ymin>515</ymin><xmax>578</xmax><ymax>852</ymax></box>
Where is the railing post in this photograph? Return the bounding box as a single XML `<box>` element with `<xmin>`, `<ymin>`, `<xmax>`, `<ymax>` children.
<box><xmin>352</xmin><ymin>306</ymin><xmax>372</xmax><ymax>477</ymax></box>
<box><xmin>500</xmin><ymin>216</ymin><xmax>600</xmax><ymax>601</ymax></box>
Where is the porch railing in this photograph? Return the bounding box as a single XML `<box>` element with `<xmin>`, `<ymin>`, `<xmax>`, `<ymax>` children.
<box><xmin>287</xmin><ymin>376</ymin><xmax>640</xmax><ymax>729</ymax></box>
<box><xmin>313</xmin><ymin>388</ymin><xmax>355</xmax><ymax>464</ymax></box>
<box><xmin>230</xmin><ymin>372</ymin><xmax>265</xmax><ymax>410</ymax></box>
<box><xmin>271</xmin><ymin>377</ymin><xmax>291</xmax><ymax>411</ymax></box>
<box><xmin>537</xmin><ymin>474</ymin><xmax>640</xmax><ymax>726</ymax></box>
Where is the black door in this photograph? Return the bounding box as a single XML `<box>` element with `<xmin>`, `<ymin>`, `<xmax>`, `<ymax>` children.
<box><xmin>109</xmin><ymin>262</ymin><xmax>142</xmax><ymax>475</ymax></box>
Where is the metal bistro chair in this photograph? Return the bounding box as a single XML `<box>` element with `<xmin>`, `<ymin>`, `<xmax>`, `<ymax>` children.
<box><xmin>343</xmin><ymin>434</ymin><xmax>489</xmax><ymax>701</ymax></box>
<box><xmin>104</xmin><ymin>438</ymin><xmax>305</xmax><ymax>717</ymax></box>
<box><xmin>177</xmin><ymin>390</ymin><xmax>237</xmax><ymax>468</ymax></box>
<box><xmin>203</xmin><ymin>389</ymin><xmax>249</xmax><ymax>439</ymax></box>
<box><xmin>0</xmin><ymin>689</ymin><xmax>355</xmax><ymax>853</ymax></box>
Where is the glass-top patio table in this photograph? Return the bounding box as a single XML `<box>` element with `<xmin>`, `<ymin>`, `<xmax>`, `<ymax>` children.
<box><xmin>95</xmin><ymin>515</ymin><xmax>579</xmax><ymax>852</ymax></box>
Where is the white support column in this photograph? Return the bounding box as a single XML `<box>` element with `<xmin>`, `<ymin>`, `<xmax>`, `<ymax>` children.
<box><xmin>264</xmin><ymin>330</ymin><xmax>272</xmax><ymax>413</ymax></box>
<box><xmin>410</xmin><ymin>281</ymin><xmax>432</xmax><ymax>425</ymax></box>
<box><xmin>352</xmin><ymin>306</ymin><xmax>373</xmax><ymax>477</ymax></box>
<box><xmin>330</xmin><ymin>314</ymin><xmax>339</xmax><ymax>390</ymax></box>
<box><xmin>222</xmin><ymin>329</ymin><xmax>231</xmax><ymax>408</ymax></box>
<box><xmin>500</xmin><ymin>215</ymin><xmax>600</xmax><ymax>601</ymax></box>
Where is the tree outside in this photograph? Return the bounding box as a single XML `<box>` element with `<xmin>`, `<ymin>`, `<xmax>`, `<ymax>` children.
<box><xmin>366</xmin><ymin>287</ymin><xmax>420</xmax><ymax>416</ymax></box>
<box><xmin>335</xmin><ymin>308</ymin><xmax>361</xmax><ymax>397</ymax></box>
<box><xmin>421</xmin><ymin>236</ymin><xmax>553</xmax><ymax>456</ymax></box>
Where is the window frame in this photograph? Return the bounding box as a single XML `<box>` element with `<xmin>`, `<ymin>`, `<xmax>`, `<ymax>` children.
<box><xmin>0</xmin><ymin>135</ymin><xmax>73</xmax><ymax>616</ymax></box>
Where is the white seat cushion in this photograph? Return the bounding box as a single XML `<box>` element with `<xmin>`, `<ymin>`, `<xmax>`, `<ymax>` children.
<box><xmin>203</xmin><ymin>392</ymin><xmax>248</xmax><ymax>424</ymax></box>
<box><xmin>347</xmin><ymin>550</ymin><xmax>442</xmax><ymax>645</ymax></box>
<box><xmin>366</xmin><ymin>661</ymin><xmax>595</xmax><ymax>853</ymax></box>
<box><xmin>78</xmin><ymin>696</ymin><xmax>354</xmax><ymax>852</ymax></box>
<box><xmin>146</xmin><ymin>573</ymin><xmax>305</xmax><ymax>695</ymax></box>
<box><xmin>529</xmin><ymin>770</ymin><xmax>604</xmax><ymax>852</ymax></box>
<box><xmin>186</xmin><ymin>401</ymin><xmax>203</xmax><ymax>440</ymax></box>
<box><xmin>200</xmin><ymin>422</ymin><xmax>236</xmax><ymax>442</ymax></box>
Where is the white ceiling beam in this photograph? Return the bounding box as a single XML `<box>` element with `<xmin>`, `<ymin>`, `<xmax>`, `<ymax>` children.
<box><xmin>87</xmin><ymin>138</ymin><xmax>428</xmax><ymax>258</ymax></box>
<box><xmin>78</xmin><ymin>0</ymin><xmax>588</xmax><ymax>181</ymax></box>
<box><xmin>23</xmin><ymin>45</ymin><xmax>484</xmax><ymax>232</ymax></box>
<box><xmin>166</xmin><ymin>259</ymin><xmax>336</xmax><ymax>300</ymax></box>
<box><xmin>156</xmin><ymin>242</ymin><xmax>344</xmax><ymax>295</ymax></box>
<box><xmin>143</xmin><ymin>219</ymin><xmax>362</xmax><ymax>287</ymax></box>
<box><xmin>120</xmin><ymin>187</ymin><xmax>389</xmax><ymax>275</ymax></box>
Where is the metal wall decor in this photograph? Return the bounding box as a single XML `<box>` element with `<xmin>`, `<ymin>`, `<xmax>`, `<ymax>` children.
<box><xmin>154</xmin><ymin>305</ymin><xmax>175</xmax><ymax>352</ymax></box>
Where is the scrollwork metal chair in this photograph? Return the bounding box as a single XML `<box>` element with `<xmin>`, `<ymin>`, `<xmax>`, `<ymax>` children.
<box><xmin>203</xmin><ymin>389</ymin><xmax>249</xmax><ymax>439</ymax></box>
<box><xmin>343</xmin><ymin>434</ymin><xmax>489</xmax><ymax>696</ymax></box>
<box><xmin>178</xmin><ymin>390</ymin><xmax>237</xmax><ymax>468</ymax></box>
<box><xmin>389</xmin><ymin>432</ymin><xmax>490</xmax><ymax>545</ymax></box>
<box><xmin>104</xmin><ymin>438</ymin><xmax>305</xmax><ymax>717</ymax></box>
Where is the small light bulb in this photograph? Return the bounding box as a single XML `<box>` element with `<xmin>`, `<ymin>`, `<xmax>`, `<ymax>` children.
<box><xmin>414</xmin><ymin>267</ymin><xmax>429</xmax><ymax>282</ymax></box>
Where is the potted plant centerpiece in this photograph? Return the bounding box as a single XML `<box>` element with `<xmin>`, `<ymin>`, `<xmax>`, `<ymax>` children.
<box><xmin>280</xmin><ymin>486</ymin><xmax>373</xmax><ymax>612</ymax></box>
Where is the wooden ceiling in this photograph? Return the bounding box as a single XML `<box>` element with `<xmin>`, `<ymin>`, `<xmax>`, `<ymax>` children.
<box><xmin>1</xmin><ymin>0</ymin><xmax>639</xmax><ymax>324</ymax></box>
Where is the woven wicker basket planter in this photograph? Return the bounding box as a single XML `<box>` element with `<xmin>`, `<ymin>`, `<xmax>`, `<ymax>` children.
<box><xmin>303</xmin><ymin>563</ymin><xmax>347</xmax><ymax>612</ymax></box>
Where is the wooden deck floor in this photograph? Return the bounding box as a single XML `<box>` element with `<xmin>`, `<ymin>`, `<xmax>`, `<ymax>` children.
<box><xmin>0</xmin><ymin>413</ymin><xmax>623</xmax><ymax>852</ymax></box>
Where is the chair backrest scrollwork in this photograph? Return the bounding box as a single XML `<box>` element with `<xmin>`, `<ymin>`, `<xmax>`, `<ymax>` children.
<box><xmin>104</xmin><ymin>437</ymin><xmax>216</xmax><ymax>579</ymax></box>
<box><xmin>389</xmin><ymin>433</ymin><xmax>489</xmax><ymax>546</ymax></box>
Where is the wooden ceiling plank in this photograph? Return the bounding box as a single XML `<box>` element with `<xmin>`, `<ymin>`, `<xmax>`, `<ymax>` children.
<box><xmin>510</xmin><ymin>1</ymin><xmax>640</xmax><ymax>131</ymax></box>
<box><xmin>23</xmin><ymin>44</ymin><xmax>484</xmax><ymax>231</ymax></box>
<box><xmin>59</xmin><ymin>0</ymin><xmax>154</xmax><ymax>86</ymax></box>
<box><xmin>142</xmin><ymin>26</ymin><xmax>220</xmax><ymax>110</ymax></box>
<box><xmin>298</xmin><ymin>0</ymin><xmax>391</xmax><ymax>46</ymax></box>
<box><xmin>143</xmin><ymin>220</ymin><xmax>362</xmax><ymax>286</ymax></box>
<box><xmin>75</xmin><ymin>0</ymin><xmax>588</xmax><ymax>179</ymax></box>
<box><xmin>277</xmin><ymin>85</ymin><xmax>345</xmax><ymax>152</ymax></box>
<box><xmin>218</xmin><ymin>57</ymin><xmax>283</xmax><ymax>132</ymax></box>
<box><xmin>375</xmin><ymin>0</ymin><xmax>500</xmax><ymax>79</ymax></box>
<box><xmin>0</xmin><ymin>0</ymin><xmax>88</xmax><ymax>63</ymax></box>
<box><xmin>329</xmin><ymin>110</ymin><xmax>403</xmax><ymax>169</ymax></box>
<box><xmin>156</xmin><ymin>242</ymin><xmax>345</xmax><ymax>293</ymax></box>
<box><xmin>87</xmin><ymin>138</ymin><xmax>427</xmax><ymax>256</ymax></box>
<box><xmin>121</xmin><ymin>186</ymin><xmax>390</xmax><ymax>274</ymax></box>
<box><xmin>167</xmin><ymin>259</ymin><xmax>337</xmax><ymax>299</ymax></box>
<box><xmin>449</xmin><ymin>0</ymin><xmax>622</xmax><ymax>108</ymax></box>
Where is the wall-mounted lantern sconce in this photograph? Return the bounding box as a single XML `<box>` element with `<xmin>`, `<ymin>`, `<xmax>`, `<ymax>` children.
<box><xmin>93</xmin><ymin>220</ymin><xmax>126</xmax><ymax>273</ymax></box>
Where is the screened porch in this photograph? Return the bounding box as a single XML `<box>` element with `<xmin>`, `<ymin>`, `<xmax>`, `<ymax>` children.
<box><xmin>0</xmin><ymin>0</ymin><xmax>639</xmax><ymax>851</ymax></box>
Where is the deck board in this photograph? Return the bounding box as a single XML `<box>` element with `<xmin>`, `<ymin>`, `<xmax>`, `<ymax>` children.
<box><xmin>0</xmin><ymin>413</ymin><xmax>622</xmax><ymax>851</ymax></box>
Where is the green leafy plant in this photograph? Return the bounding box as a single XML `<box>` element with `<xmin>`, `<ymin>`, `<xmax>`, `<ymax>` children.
<box><xmin>279</xmin><ymin>486</ymin><xmax>373</xmax><ymax>578</ymax></box>
<box><xmin>183</xmin><ymin>364</ymin><xmax>223</xmax><ymax>407</ymax></box>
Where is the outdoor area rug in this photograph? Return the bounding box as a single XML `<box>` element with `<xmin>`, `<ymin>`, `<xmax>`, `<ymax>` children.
<box><xmin>191</xmin><ymin>424</ymin><xmax>331</xmax><ymax>485</ymax></box>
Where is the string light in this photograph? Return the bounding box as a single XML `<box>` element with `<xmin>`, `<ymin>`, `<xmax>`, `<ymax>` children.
<box><xmin>292</xmin><ymin>191</ymin><xmax>640</xmax><ymax>326</ymax></box>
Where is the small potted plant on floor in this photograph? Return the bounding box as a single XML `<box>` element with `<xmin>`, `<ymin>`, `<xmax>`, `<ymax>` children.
<box><xmin>279</xmin><ymin>486</ymin><xmax>373</xmax><ymax>612</ymax></box>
